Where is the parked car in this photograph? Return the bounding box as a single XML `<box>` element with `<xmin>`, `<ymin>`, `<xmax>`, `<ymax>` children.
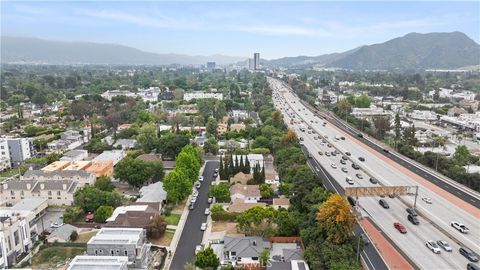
<box><xmin>214</xmin><ymin>168</ymin><xmax>219</xmax><ymax>173</ymax></box>
<box><xmin>379</xmin><ymin>199</ymin><xmax>389</xmax><ymax>209</ymax></box>
<box><xmin>331</xmin><ymin>152</ymin><xmax>337</xmax><ymax>156</ymax></box>
<box><xmin>195</xmin><ymin>245</ymin><xmax>203</xmax><ymax>255</ymax></box>
<box><xmin>213</xmin><ymin>172</ymin><xmax>218</xmax><ymax>178</ymax></box>
<box><xmin>426</xmin><ymin>241</ymin><xmax>441</xmax><ymax>254</ymax></box>
<box><xmin>460</xmin><ymin>247</ymin><xmax>479</xmax><ymax>262</ymax></box>
<box><xmin>369</xmin><ymin>178</ymin><xmax>378</xmax><ymax>184</ymax></box>
<box><xmin>394</xmin><ymin>222</ymin><xmax>407</xmax><ymax>233</ymax></box>
<box><xmin>208</xmin><ymin>197</ymin><xmax>213</xmax><ymax>204</ymax></box>
<box><xmin>346</xmin><ymin>177</ymin><xmax>354</xmax><ymax>185</ymax></box>
<box><xmin>195</xmin><ymin>182</ymin><xmax>201</xmax><ymax>189</ymax></box>
<box><xmin>341</xmin><ymin>137</ymin><xmax>346</xmax><ymax>140</ymax></box>
<box><xmin>50</xmin><ymin>222</ymin><xmax>64</xmax><ymax>228</ymax></box>
<box><xmin>191</xmin><ymin>196</ymin><xmax>198</xmax><ymax>203</ymax></box>
<box><xmin>204</xmin><ymin>208</ymin><xmax>210</xmax><ymax>215</ymax></box>
<box><xmin>408</xmin><ymin>214</ymin><xmax>420</xmax><ymax>225</ymax></box>
<box><xmin>406</xmin><ymin>208</ymin><xmax>418</xmax><ymax>217</ymax></box>
<box><xmin>199</xmin><ymin>176</ymin><xmax>204</xmax><ymax>182</ymax></box>
<box><xmin>437</xmin><ymin>240</ymin><xmax>452</xmax><ymax>252</ymax></box>
<box><xmin>188</xmin><ymin>203</ymin><xmax>195</xmax><ymax>210</ymax></box>
<box><xmin>451</xmin><ymin>221</ymin><xmax>469</xmax><ymax>233</ymax></box>
<box><xmin>325</xmin><ymin>152</ymin><xmax>331</xmax><ymax>156</ymax></box>
<box><xmin>200</xmin><ymin>223</ymin><xmax>207</xmax><ymax>231</ymax></box>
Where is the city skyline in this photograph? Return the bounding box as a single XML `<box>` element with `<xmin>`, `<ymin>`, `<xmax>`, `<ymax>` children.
<box><xmin>1</xmin><ymin>1</ymin><xmax>479</xmax><ymax>59</ymax></box>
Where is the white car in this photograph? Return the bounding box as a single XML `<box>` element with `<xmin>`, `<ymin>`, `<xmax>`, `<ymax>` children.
<box><xmin>204</xmin><ymin>208</ymin><xmax>210</xmax><ymax>215</ymax></box>
<box><xmin>191</xmin><ymin>196</ymin><xmax>197</xmax><ymax>203</ymax></box>
<box><xmin>422</xmin><ymin>197</ymin><xmax>432</xmax><ymax>204</ymax></box>
<box><xmin>195</xmin><ymin>182</ymin><xmax>201</xmax><ymax>189</ymax></box>
<box><xmin>437</xmin><ymin>240</ymin><xmax>452</xmax><ymax>252</ymax></box>
<box><xmin>426</xmin><ymin>241</ymin><xmax>441</xmax><ymax>254</ymax></box>
<box><xmin>195</xmin><ymin>245</ymin><xmax>203</xmax><ymax>254</ymax></box>
<box><xmin>331</xmin><ymin>163</ymin><xmax>337</xmax><ymax>169</ymax></box>
<box><xmin>346</xmin><ymin>177</ymin><xmax>354</xmax><ymax>185</ymax></box>
<box><xmin>50</xmin><ymin>222</ymin><xmax>64</xmax><ymax>228</ymax></box>
<box><xmin>451</xmin><ymin>221</ymin><xmax>469</xmax><ymax>233</ymax></box>
<box><xmin>200</xmin><ymin>223</ymin><xmax>207</xmax><ymax>231</ymax></box>
<box><xmin>199</xmin><ymin>176</ymin><xmax>204</xmax><ymax>182</ymax></box>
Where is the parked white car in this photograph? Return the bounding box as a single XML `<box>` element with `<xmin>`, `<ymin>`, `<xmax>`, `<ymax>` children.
<box><xmin>204</xmin><ymin>208</ymin><xmax>210</xmax><ymax>215</ymax></box>
<box><xmin>200</xmin><ymin>223</ymin><xmax>207</xmax><ymax>231</ymax></box>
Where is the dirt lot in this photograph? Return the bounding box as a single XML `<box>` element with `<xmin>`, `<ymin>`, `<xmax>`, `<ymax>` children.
<box><xmin>212</xmin><ymin>221</ymin><xmax>238</xmax><ymax>234</ymax></box>
<box><xmin>149</xmin><ymin>230</ymin><xmax>175</xmax><ymax>246</ymax></box>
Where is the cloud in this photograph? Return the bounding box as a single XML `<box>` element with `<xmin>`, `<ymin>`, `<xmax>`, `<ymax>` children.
<box><xmin>227</xmin><ymin>24</ymin><xmax>331</xmax><ymax>37</ymax></box>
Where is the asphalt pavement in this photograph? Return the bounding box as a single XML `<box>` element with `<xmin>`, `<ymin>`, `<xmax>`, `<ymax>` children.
<box><xmin>169</xmin><ymin>160</ymin><xmax>219</xmax><ymax>270</ymax></box>
<box><xmin>304</xmin><ymin>146</ymin><xmax>389</xmax><ymax>270</ymax></box>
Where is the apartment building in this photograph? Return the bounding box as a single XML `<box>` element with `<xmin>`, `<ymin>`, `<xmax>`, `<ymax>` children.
<box><xmin>68</xmin><ymin>256</ymin><xmax>129</xmax><ymax>270</ymax></box>
<box><xmin>0</xmin><ymin>138</ymin><xmax>35</xmax><ymax>167</ymax></box>
<box><xmin>87</xmin><ymin>228</ymin><xmax>151</xmax><ymax>269</ymax></box>
<box><xmin>183</xmin><ymin>92</ymin><xmax>223</xmax><ymax>101</ymax></box>
<box><xmin>0</xmin><ymin>179</ymin><xmax>77</xmax><ymax>206</ymax></box>
<box><xmin>22</xmin><ymin>170</ymin><xmax>96</xmax><ymax>187</ymax></box>
<box><xmin>0</xmin><ymin>198</ymin><xmax>47</xmax><ymax>268</ymax></box>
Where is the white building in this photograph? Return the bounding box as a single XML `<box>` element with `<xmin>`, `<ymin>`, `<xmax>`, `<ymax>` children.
<box><xmin>409</xmin><ymin>110</ymin><xmax>438</xmax><ymax>121</ymax></box>
<box><xmin>352</xmin><ymin>106</ymin><xmax>389</xmax><ymax>118</ymax></box>
<box><xmin>101</xmin><ymin>90</ymin><xmax>137</xmax><ymax>101</ymax></box>
<box><xmin>441</xmin><ymin>112</ymin><xmax>480</xmax><ymax>132</ymax></box>
<box><xmin>0</xmin><ymin>138</ymin><xmax>35</xmax><ymax>167</ymax></box>
<box><xmin>232</xmin><ymin>154</ymin><xmax>264</xmax><ymax>173</ymax></box>
<box><xmin>68</xmin><ymin>256</ymin><xmax>129</xmax><ymax>270</ymax></box>
<box><xmin>93</xmin><ymin>150</ymin><xmax>126</xmax><ymax>166</ymax></box>
<box><xmin>183</xmin><ymin>92</ymin><xmax>223</xmax><ymax>101</ymax></box>
<box><xmin>137</xmin><ymin>87</ymin><xmax>161</xmax><ymax>103</ymax></box>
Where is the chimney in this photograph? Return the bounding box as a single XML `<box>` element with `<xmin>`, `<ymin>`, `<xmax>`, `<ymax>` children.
<box><xmin>3</xmin><ymin>183</ymin><xmax>7</xmax><ymax>189</ymax></box>
<box><xmin>63</xmin><ymin>184</ymin><xmax>67</xmax><ymax>190</ymax></box>
<box><xmin>40</xmin><ymin>183</ymin><xmax>45</xmax><ymax>190</ymax></box>
<box><xmin>26</xmin><ymin>183</ymin><xmax>31</xmax><ymax>190</ymax></box>
<box><xmin>253</xmin><ymin>240</ymin><xmax>257</xmax><ymax>246</ymax></box>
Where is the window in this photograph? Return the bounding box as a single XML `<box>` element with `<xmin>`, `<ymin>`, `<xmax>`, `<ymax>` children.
<box><xmin>111</xmin><ymin>250</ymin><xmax>114</xmax><ymax>255</ymax></box>
<box><xmin>252</xmin><ymin>257</ymin><xmax>259</xmax><ymax>261</ymax></box>
<box><xmin>124</xmin><ymin>250</ymin><xmax>128</xmax><ymax>256</ymax></box>
<box><xmin>57</xmin><ymin>191</ymin><xmax>61</xmax><ymax>196</ymax></box>
<box><xmin>48</xmin><ymin>191</ymin><xmax>52</xmax><ymax>195</ymax></box>
<box><xmin>116</xmin><ymin>249</ymin><xmax>120</xmax><ymax>254</ymax></box>
<box><xmin>95</xmin><ymin>250</ymin><xmax>98</xmax><ymax>255</ymax></box>
<box><xmin>20</xmin><ymin>191</ymin><xmax>24</xmax><ymax>196</ymax></box>
<box><xmin>13</xmin><ymin>231</ymin><xmax>19</xmax><ymax>246</ymax></box>
<box><xmin>10</xmin><ymin>190</ymin><xmax>14</xmax><ymax>195</ymax></box>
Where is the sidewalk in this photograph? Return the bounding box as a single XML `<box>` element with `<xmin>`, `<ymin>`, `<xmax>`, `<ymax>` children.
<box><xmin>162</xmin><ymin>161</ymin><xmax>208</xmax><ymax>270</ymax></box>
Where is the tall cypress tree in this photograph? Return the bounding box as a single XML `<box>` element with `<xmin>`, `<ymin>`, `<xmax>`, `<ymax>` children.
<box><xmin>244</xmin><ymin>157</ymin><xmax>251</xmax><ymax>174</ymax></box>
<box><xmin>260</xmin><ymin>163</ymin><xmax>266</xmax><ymax>184</ymax></box>
<box><xmin>234</xmin><ymin>155</ymin><xmax>240</xmax><ymax>174</ymax></box>
<box><xmin>228</xmin><ymin>155</ymin><xmax>235</xmax><ymax>177</ymax></box>
<box><xmin>239</xmin><ymin>155</ymin><xmax>245</xmax><ymax>173</ymax></box>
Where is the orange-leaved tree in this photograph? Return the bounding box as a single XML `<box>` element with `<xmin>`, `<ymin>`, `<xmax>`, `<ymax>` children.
<box><xmin>316</xmin><ymin>194</ymin><xmax>355</xmax><ymax>244</ymax></box>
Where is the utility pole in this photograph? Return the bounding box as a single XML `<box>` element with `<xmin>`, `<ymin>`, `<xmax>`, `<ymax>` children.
<box><xmin>413</xmin><ymin>186</ymin><xmax>419</xmax><ymax>209</ymax></box>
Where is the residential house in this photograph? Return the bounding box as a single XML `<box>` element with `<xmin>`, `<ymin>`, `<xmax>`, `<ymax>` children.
<box><xmin>113</xmin><ymin>139</ymin><xmax>137</xmax><ymax>150</ymax></box>
<box><xmin>183</xmin><ymin>92</ymin><xmax>223</xmax><ymax>101</ymax></box>
<box><xmin>230</xmin><ymin>184</ymin><xmax>261</xmax><ymax>203</ymax></box>
<box><xmin>230</xmin><ymin>172</ymin><xmax>252</xmax><ymax>185</ymax></box>
<box><xmin>232</xmin><ymin>154</ymin><xmax>264</xmax><ymax>174</ymax></box>
<box><xmin>137</xmin><ymin>87</ymin><xmax>160</xmax><ymax>103</ymax></box>
<box><xmin>223</xmin><ymin>236</ymin><xmax>271</xmax><ymax>264</ymax></box>
<box><xmin>68</xmin><ymin>255</ymin><xmax>129</xmax><ymax>270</ymax></box>
<box><xmin>87</xmin><ymin>228</ymin><xmax>151</xmax><ymax>269</ymax></box>
<box><xmin>60</xmin><ymin>150</ymin><xmax>89</xmax><ymax>161</ymax></box>
<box><xmin>272</xmin><ymin>197</ymin><xmax>290</xmax><ymax>210</ymax></box>
<box><xmin>230</xmin><ymin>123</ymin><xmax>246</xmax><ymax>132</ymax></box>
<box><xmin>232</xmin><ymin>110</ymin><xmax>249</xmax><ymax>122</ymax></box>
<box><xmin>0</xmin><ymin>179</ymin><xmax>78</xmax><ymax>206</ymax></box>
<box><xmin>447</xmin><ymin>107</ymin><xmax>467</xmax><ymax>117</ymax></box>
<box><xmin>85</xmin><ymin>161</ymin><xmax>114</xmax><ymax>178</ymax></box>
<box><xmin>217</xmin><ymin>123</ymin><xmax>228</xmax><ymax>136</ymax></box>
<box><xmin>47</xmin><ymin>130</ymin><xmax>89</xmax><ymax>154</ymax></box>
<box><xmin>137</xmin><ymin>182</ymin><xmax>167</xmax><ymax>205</ymax></box>
<box><xmin>47</xmin><ymin>224</ymin><xmax>78</xmax><ymax>243</ymax></box>
<box><xmin>101</xmin><ymin>90</ymin><xmax>137</xmax><ymax>101</ymax></box>
<box><xmin>105</xmin><ymin>202</ymin><xmax>160</xmax><ymax>229</ymax></box>
<box><xmin>228</xmin><ymin>200</ymin><xmax>266</xmax><ymax>213</ymax></box>
<box><xmin>93</xmin><ymin>150</ymin><xmax>126</xmax><ymax>166</ymax></box>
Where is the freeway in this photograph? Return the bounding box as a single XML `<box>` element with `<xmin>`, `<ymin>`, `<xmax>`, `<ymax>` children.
<box><xmin>170</xmin><ymin>161</ymin><xmax>219</xmax><ymax>270</ymax></box>
<box><xmin>269</xmin><ymin>77</ymin><xmax>480</xmax><ymax>269</ymax></box>
<box><xmin>303</xmin><ymin>144</ymin><xmax>390</xmax><ymax>270</ymax></box>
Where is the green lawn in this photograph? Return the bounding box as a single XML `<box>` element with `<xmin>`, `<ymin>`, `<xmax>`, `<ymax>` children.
<box><xmin>31</xmin><ymin>246</ymin><xmax>86</xmax><ymax>268</ymax></box>
<box><xmin>164</xmin><ymin>214</ymin><xmax>181</xmax><ymax>226</ymax></box>
<box><xmin>0</xmin><ymin>169</ymin><xmax>19</xmax><ymax>180</ymax></box>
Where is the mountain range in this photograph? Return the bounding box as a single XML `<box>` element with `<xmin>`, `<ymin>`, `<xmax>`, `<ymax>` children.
<box><xmin>2</xmin><ymin>32</ymin><xmax>480</xmax><ymax>70</ymax></box>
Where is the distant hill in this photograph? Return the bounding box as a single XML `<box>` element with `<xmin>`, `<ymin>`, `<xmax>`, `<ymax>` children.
<box><xmin>266</xmin><ymin>32</ymin><xmax>480</xmax><ymax>70</ymax></box>
<box><xmin>1</xmin><ymin>36</ymin><xmax>246</xmax><ymax>65</ymax></box>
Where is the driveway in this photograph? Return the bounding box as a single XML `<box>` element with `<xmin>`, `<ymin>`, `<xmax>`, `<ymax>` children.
<box><xmin>169</xmin><ymin>160</ymin><xmax>219</xmax><ymax>269</ymax></box>
<box><xmin>41</xmin><ymin>208</ymin><xmax>65</xmax><ymax>233</ymax></box>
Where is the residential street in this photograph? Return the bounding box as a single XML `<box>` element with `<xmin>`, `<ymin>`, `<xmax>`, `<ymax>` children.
<box><xmin>169</xmin><ymin>160</ymin><xmax>219</xmax><ymax>270</ymax></box>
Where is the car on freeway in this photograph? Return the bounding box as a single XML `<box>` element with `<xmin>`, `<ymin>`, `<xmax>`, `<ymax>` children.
<box><xmin>200</xmin><ymin>223</ymin><xmax>207</xmax><ymax>231</ymax></box>
<box><xmin>382</xmin><ymin>148</ymin><xmax>390</xmax><ymax>153</ymax></box>
<box><xmin>204</xmin><ymin>208</ymin><xmax>210</xmax><ymax>215</ymax></box>
<box><xmin>346</xmin><ymin>177</ymin><xmax>354</xmax><ymax>185</ymax></box>
<box><xmin>437</xmin><ymin>240</ymin><xmax>452</xmax><ymax>252</ymax></box>
<box><xmin>352</xmin><ymin>163</ymin><xmax>360</xmax><ymax>170</ymax></box>
<box><xmin>459</xmin><ymin>247</ymin><xmax>479</xmax><ymax>262</ymax></box>
<box><xmin>360</xmin><ymin>234</ymin><xmax>370</xmax><ymax>245</ymax></box>
<box><xmin>408</xmin><ymin>214</ymin><xmax>420</xmax><ymax>225</ymax></box>
<box><xmin>355</xmin><ymin>173</ymin><xmax>363</xmax><ymax>179</ymax></box>
<box><xmin>358</xmin><ymin>157</ymin><xmax>365</xmax><ymax>162</ymax></box>
<box><xmin>331</xmin><ymin>152</ymin><xmax>337</xmax><ymax>156</ymax></box>
<box><xmin>422</xmin><ymin>197</ymin><xmax>432</xmax><ymax>204</ymax></box>
<box><xmin>369</xmin><ymin>178</ymin><xmax>378</xmax><ymax>184</ymax></box>
<box><xmin>341</xmin><ymin>167</ymin><xmax>348</xmax><ymax>173</ymax></box>
<box><xmin>318</xmin><ymin>151</ymin><xmax>324</xmax><ymax>156</ymax></box>
<box><xmin>394</xmin><ymin>222</ymin><xmax>407</xmax><ymax>233</ymax></box>
<box><xmin>313</xmin><ymin>136</ymin><xmax>318</xmax><ymax>140</ymax></box>
<box><xmin>331</xmin><ymin>163</ymin><xmax>337</xmax><ymax>169</ymax></box>
<box><xmin>325</xmin><ymin>152</ymin><xmax>331</xmax><ymax>156</ymax></box>
<box><xmin>307</xmin><ymin>131</ymin><xmax>311</xmax><ymax>134</ymax></box>
<box><xmin>426</xmin><ymin>241</ymin><xmax>441</xmax><ymax>254</ymax></box>
<box><xmin>299</xmin><ymin>137</ymin><xmax>304</xmax><ymax>141</ymax></box>
<box><xmin>357</xmin><ymin>133</ymin><xmax>364</xmax><ymax>138</ymax></box>
<box><xmin>341</xmin><ymin>136</ymin><xmax>346</xmax><ymax>140</ymax></box>
<box><xmin>199</xmin><ymin>176</ymin><xmax>204</xmax><ymax>182</ymax></box>
<box><xmin>340</xmin><ymin>159</ymin><xmax>346</xmax><ymax>165</ymax></box>
<box><xmin>451</xmin><ymin>221</ymin><xmax>469</xmax><ymax>233</ymax></box>
<box><xmin>195</xmin><ymin>182</ymin><xmax>201</xmax><ymax>189</ymax></box>
<box><xmin>379</xmin><ymin>199</ymin><xmax>389</xmax><ymax>209</ymax></box>
<box><xmin>467</xmin><ymin>263</ymin><xmax>480</xmax><ymax>270</ymax></box>
<box><xmin>345</xmin><ymin>152</ymin><xmax>351</xmax><ymax>156</ymax></box>
<box><xmin>342</xmin><ymin>156</ymin><xmax>348</xmax><ymax>160</ymax></box>
<box><xmin>327</xmin><ymin>144</ymin><xmax>332</xmax><ymax>148</ymax></box>
<box><xmin>347</xmin><ymin>196</ymin><xmax>356</xmax><ymax>206</ymax></box>
<box><xmin>406</xmin><ymin>208</ymin><xmax>417</xmax><ymax>217</ymax></box>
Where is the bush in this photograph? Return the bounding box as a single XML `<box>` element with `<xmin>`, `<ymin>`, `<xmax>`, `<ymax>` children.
<box><xmin>69</xmin><ymin>231</ymin><xmax>78</xmax><ymax>242</ymax></box>
<box><xmin>211</xmin><ymin>204</ymin><xmax>238</xmax><ymax>221</ymax></box>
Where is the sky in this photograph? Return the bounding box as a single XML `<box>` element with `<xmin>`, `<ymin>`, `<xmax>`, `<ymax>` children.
<box><xmin>1</xmin><ymin>1</ymin><xmax>479</xmax><ymax>59</ymax></box>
